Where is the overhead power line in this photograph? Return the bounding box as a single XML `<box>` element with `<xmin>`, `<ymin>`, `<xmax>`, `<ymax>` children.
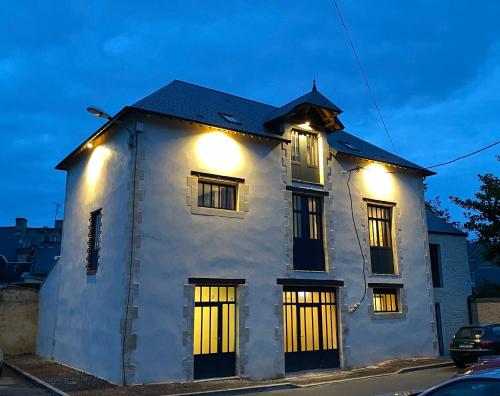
<box><xmin>332</xmin><ymin>0</ymin><xmax>399</xmax><ymax>157</ymax></box>
<box><xmin>427</xmin><ymin>140</ymin><xmax>500</xmax><ymax>169</ymax></box>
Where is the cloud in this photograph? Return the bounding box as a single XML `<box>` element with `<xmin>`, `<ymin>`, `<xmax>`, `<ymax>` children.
<box><xmin>0</xmin><ymin>0</ymin><xmax>499</xmax><ymax>225</ymax></box>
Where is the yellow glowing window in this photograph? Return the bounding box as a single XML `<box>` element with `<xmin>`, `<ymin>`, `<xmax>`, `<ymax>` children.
<box><xmin>283</xmin><ymin>289</ymin><xmax>338</xmax><ymax>353</ymax></box>
<box><xmin>373</xmin><ymin>288</ymin><xmax>399</xmax><ymax>313</ymax></box>
<box><xmin>368</xmin><ymin>205</ymin><xmax>392</xmax><ymax>248</ymax></box>
<box><xmin>193</xmin><ymin>286</ymin><xmax>237</xmax><ymax>355</ymax></box>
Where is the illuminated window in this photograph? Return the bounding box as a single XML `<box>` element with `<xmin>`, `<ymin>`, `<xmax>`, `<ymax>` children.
<box><xmin>291</xmin><ymin>130</ymin><xmax>300</xmax><ymax>162</ymax></box>
<box><xmin>372</xmin><ymin>288</ymin><xmax>399</xmax><ymax>313</ymax></box>
<box><xmin>367</xmin><ymin>204</ymin><xmax>395</xmax><ymax>274</ymax></box>
<box><xmin>198</xmin><ymin>180</ymin><xmax>237</xmax><ymax>210</ymax></box>
<box><xmin>306</xmin><ymin>134</ymin><xmax>319</xmax><ymax>167</ymax></box>
<box><xmin>86</xmin><ymin>209</ymin><xmax>102</xmax><ymax>274</ymax></box>
<box><xmin>283</xmin><ymin>289</ymin><xmax>338</xmax><ymax>353</ymax></box>
<box><xmin>291</xmin><ymin>130</ymin><xmax>320</xmax><ymax>183</ymax></box>
<box><xmin>193</xmin><ymin>286</ymin><xmax>236</xmax><ymax>356</ymax></box>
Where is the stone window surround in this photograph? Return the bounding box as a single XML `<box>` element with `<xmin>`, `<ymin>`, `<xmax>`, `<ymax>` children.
<box><xmin>362</xmin><ymin>198</ymin><xmax>402</xmax><ymax>278</ymax></box>
<box><xmin>187</xmin><ymin>171</ymin><xmax>249</xmax><ymax>219</ymax></box>
<box><xmin>367</xmin><ymin>283</ymin><xmax>407</xmax><ymax>320</ymax></box>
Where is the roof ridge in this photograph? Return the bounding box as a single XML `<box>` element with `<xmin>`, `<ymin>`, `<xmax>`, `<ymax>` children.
<box><xmin>171</xmin><ymin>79</ymin><xmax>278</xmax><ymax>109</ymax></box>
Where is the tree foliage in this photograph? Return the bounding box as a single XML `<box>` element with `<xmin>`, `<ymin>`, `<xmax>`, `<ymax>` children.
<box><xmin>451</xmin><ymin>160</ymin><xmax>499</xmax><ymax>265</ymax></box>
<box><xmin>476</xmin><ymin>280</ymin><xmax>500</xmax><ymax>298</ymax></box>
<box><xmin>425</xmin><ymin>195</ymin><xmax>456</xmax><ymax>224</ymax></box>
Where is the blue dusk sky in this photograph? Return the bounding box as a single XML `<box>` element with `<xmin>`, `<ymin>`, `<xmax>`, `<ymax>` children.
<box><xmin>0</xmin><ymin>1</ymin><xmax>498</xmax><ymax>227</ymax></box>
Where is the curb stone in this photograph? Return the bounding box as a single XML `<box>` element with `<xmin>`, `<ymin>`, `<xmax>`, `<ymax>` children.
<box><xmin>165</xmin><ymin>383</ymin><xmax>298</xmax><ymax>396</ymax></box>
<box><xmin>396</xmin><ymin>361</ymin><xmax>454</xmax><ymax>374</ymax></box>
<box><xmin>298</xmin><ymin>360</ymin><xmax>454</xmax><ymax>388</ymax></box>
<box><xmin>4</xmin><ymin>361</ymin><xmax>70</xmax><ymax>396</ymax></box>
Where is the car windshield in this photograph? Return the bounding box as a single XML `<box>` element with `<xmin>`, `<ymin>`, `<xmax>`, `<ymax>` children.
<box><xmin>455</xmin><ymin>327</ymin><xmax>485</xmax><ymax>339</ymax></box>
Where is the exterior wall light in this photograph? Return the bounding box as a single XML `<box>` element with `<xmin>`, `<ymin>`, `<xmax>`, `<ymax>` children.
<box><xmin>86</xmin><ymin>146</ymin><xmax>110</xmax><ymax>185</ymax></box>
<box><xmin>195</xmin><ymin>131</ymin><xmax>242</xmax><ymax>174</ymax></box>
<box><xmin>86</xmin><ymin>142</ymin><xmax>94</xmax><ymax>149</ymax></box>
<box><xmin>363</xmin><ymin>163</ymin><xmax>394</xmax><ymax>199</ymax></box>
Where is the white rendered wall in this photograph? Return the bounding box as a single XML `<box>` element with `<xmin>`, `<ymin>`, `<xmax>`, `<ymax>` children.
<box><xmin>429</xmin><ymin>233</ymin><xmax>471</xmax><ymax>354</ymax></box>
<box><xmin>37</xmin><ymin>260</ymin><xmax>61</xmax><ymax>358</ymax></box>
<box><xmin>130</xmin><ymin>116</ymin><xmax>290</xmax><ymax>383</ymax></box>
<box><xmin>329</xmin><ymin>156</ymin><xmax>437</xmax><ymax>368</ymax></box>
<box><xmin>42</xmin><ymin>126</ymin><xmax>132</xmax><ymax>384</ymax></box>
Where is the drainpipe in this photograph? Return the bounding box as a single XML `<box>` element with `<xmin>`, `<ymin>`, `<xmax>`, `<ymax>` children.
<box><xmin>122</xmin><ymin>120</ymin><xmax>143</xmax><ymax>385</ymax></box>
<box><xmin>467</xmin><ymin>294</ymin><xmax>476</xmax><ymax>325</ymax></box>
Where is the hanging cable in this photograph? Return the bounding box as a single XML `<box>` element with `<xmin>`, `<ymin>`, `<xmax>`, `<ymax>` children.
<box><xmin>332</xmin><ymin>0</ymin><xmax>399</xmax><ymax>157</ymax></box>
<box><xmin>346</xmin><ymin>167</ymin><xmax>367</xmax><ymax>313</ymax></box>
<box><xmin>427</xmin><ymin>140</ymin><xmax>500</xmax><ymax>169</ymax></box>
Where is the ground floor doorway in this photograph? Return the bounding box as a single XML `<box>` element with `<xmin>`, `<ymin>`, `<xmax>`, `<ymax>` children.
<box><xmin>193</xmin><ymin>285</ymin><xmax>237</xmax><ymax>379</ymax></box>
<box><xmin>283</xmin><ymin>287</ymin><xmax>340</xmax><ymax>372</ymax></box>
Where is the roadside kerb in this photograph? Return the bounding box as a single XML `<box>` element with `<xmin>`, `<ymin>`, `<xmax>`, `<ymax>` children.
<box><xmin>296</xmin><ymin>361</ymin><xmax>454</xmax><ymax>388</ymax></box>
<box><xmin>4</xmin><ymin>361</ymin><xmax>70</xmax><ymax>396</ymax></box>
<box><xmin>165</xmin><ymin>383</ymin><xmax>298</xmax><ymax>396</ymax></box>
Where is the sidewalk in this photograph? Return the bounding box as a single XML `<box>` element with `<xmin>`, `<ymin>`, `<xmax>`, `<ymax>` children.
<box><xmin>6</xmin><ymin>355</ymin><xmax>452</xmax><ymax>396</ymax></box>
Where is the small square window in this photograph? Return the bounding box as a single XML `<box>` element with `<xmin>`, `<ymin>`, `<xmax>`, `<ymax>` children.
<box><xmin>198</xmin><ymin>180</ymin><xmax>237</xmax><ymax>210</ymax></box>
<box><xmin>219</xmin><ymin>113</ymin><xmax>241</xmax><ymax>125</ymax></box>
<box><xmin>373</xmin><ymin>288</ymin><xmax>399</xmax><ymax>313</ymax></box>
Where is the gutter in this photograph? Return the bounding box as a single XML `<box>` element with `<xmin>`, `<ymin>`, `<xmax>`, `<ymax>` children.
<box><xmin>331</xmin><ymin>150</ymin><xmax>436</xmax><ymax>177</ymax></box>
<box><xmin>56</xmin><ymin>107</ymin><xmax>289</xmax><ymax>171</ymax></box>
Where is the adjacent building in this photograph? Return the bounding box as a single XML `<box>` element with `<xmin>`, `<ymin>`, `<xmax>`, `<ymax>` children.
<box><xmin>0</xmin><ymin>218</ymin><xmax>62</xmax><ymax>285</ymax></box>
<box><xmin>426</xmin><ymin>211</ymin><xmax>471</xmax><ymax>355</ymax></box>
<box><xmin>38</xmin><ymin>80</ymin><xmax>440</xmax><ymax>385</ymax></box>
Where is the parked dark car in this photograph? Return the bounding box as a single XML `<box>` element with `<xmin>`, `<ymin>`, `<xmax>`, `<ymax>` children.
<box><xmin>417</xmin><ymin>368</ymin><xmax>500</xmax><ymax>395</ymax></box>
<box><xmin>449</xmin><ymin>324</ymin><xmax>500</xmax><ymax>368</ymax></box>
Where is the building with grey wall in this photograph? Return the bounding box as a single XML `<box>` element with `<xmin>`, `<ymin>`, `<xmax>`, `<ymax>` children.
<box><xmin>426</xmin><ymin>211</ymin><xmax>471</xmax><ymax>355</ymax></box>
<box><xmin>38</xmin><ymin>80</ymin><xmax>439</xmax><ymax>385</ymax></box>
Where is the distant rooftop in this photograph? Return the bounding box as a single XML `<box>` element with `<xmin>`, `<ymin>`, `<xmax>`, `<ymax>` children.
<box><xmin>426</xmin><ymin>210</ymin><xmax>466</xmax><ymax>236</ymax></box>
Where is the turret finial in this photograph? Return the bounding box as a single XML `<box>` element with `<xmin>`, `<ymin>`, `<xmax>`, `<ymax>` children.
<box><xmin>312</xmin><ymin>79</ymin><xmax>317</xmax><ymax>92</ymax></box>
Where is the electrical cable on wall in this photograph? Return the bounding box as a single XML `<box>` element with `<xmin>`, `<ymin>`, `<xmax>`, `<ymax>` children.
<box><xmin>345</xmin><ymin>167</ymin><xmax>367</xmax><ymax>313</ymax></box>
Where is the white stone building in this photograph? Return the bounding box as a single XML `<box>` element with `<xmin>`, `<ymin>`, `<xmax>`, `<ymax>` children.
<box><xmin>38</xmin><ymin>80</ymin><xmax>440</xmax><ymax>385</ymax></box>
<box><xmin>426</xmin><ymin>211</ymin><xmax>471</xmax><ymax>355</ymax></box>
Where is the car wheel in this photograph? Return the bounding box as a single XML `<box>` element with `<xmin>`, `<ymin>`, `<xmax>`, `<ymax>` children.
<box><xmin>454</xmin><ymin>360</ymin><xmax>466</xmax><ymax>368</ymax></box>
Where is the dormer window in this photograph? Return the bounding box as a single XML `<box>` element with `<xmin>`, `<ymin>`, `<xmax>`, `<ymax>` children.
<box><xmin>291</xmin><ymin>129</ymin><xmax>320</xmax><ymax>184</ymax></box>
<box><xmin>219</xmin><ymin>113</ymin><xmax>241</xmax><ymax>125</ymax></box>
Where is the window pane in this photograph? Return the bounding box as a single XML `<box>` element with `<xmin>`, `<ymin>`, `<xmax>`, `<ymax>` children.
<box><xmin>373</xmin><ymin>288</ymin><xmax>399</xmax><ymax>313</ymax></box>
<box><xmin>193</xmin><ymin>306</ymin><xmax>202</xmax><ymax>354</ymax></box>
<box><xmin>198</xmin><ymin>180</ymin><xmax>237</xmax><ymax>211</ymax></box>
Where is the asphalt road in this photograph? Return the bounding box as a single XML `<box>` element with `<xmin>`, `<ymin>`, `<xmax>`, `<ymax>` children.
<box><xmin>0</xmin><ymin>366</ymin><xmax>50</xmax><ymax>396</ymax></box>
<box><xmin>245</xmin><ymin>366</ymin><xmax>457</xmax><ymax>396</ymax></box>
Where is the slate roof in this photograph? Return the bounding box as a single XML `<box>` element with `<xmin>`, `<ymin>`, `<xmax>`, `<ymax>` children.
<box><xmin>264</xmin><ymin>88</ymin><xmax>342</xmax><ymax>126</ymax></box>
<box><xmin>426</xmin><ymin>210</ymin><xmax>466</xmax><ymax>236</ymax></box>
<box><xmin>0</xmin><ymin>223</ymin><xmax>62</xmax><ymax>284</ymax></box>
<box><xmin>57</xmin><ymin>79</ymin><xmax>433</xmax><ymax>175</ymax></box>
<box><xmin>131</xmin><ymin>80</ymin><xmax>284</xmax><ymax>140</ymax></box>
<box><xmin>328</xmin><ymin>130</ymin><xmax>435</xmax><ymax>175</ymax></box>
<box><xmin>31</xmin><ymin>244</ymin><xmax>60</xmax><ymax>276</ymax></box>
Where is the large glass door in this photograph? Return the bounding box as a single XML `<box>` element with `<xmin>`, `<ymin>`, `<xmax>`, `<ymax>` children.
<box><xmin>193</xmin><ymin>286</ymin><xmax>237</xmax><ymax>379</ymax></box>
<box><xmin>283</xmin><ymin>287</ymin><xmax>339</xmax><ymax>372</ymax></box>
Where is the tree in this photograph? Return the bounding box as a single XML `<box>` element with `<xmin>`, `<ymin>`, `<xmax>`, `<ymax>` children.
<box><xmin>476</xmin><ymin>280</ymin><xmax>500</xmax><ymax>298</ymax></box>
<box><xmin>425</xmin><ymin>195</ymin><xmax>455</xmax><ymax>224</ymax></box>
<box><xmin>451</xmin><ymin>160</ymin><xmax>499</xmax><ymax>265</ymax></box>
